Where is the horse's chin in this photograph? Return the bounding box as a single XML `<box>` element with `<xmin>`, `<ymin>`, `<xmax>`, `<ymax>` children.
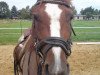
<box><xmin>48</xmin><ymin>62</ymin><xmax>70</xmax><ymax>75</ymax></box>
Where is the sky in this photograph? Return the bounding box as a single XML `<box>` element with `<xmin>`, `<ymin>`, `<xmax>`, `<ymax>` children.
<box><xmin>0</xmin><ymin>0</ymin><xmax>100</xmax><ymax>14</ymax></box>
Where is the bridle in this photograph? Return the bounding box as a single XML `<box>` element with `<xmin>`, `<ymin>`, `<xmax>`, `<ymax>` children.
<box><xmin>35</xmin><ymin>37</ymin><xmax>72</xmax><ymax>75</ymax></box>
<box><xmin>36</xmin><ymin>37</ymin><xmax>72</xmax><ymax>57</ymax></box>
<box><xmin>32</xmin><ymin>1</ymin><xmax>75</xmax><ymax>75</ymax></box>
<box><xmin>34</xmin><ymin>37</ymin><xmax>72</xmax><ymax>75</ymax></box>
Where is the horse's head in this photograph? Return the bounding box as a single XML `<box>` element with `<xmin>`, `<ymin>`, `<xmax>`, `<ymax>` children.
<box><xmin>31</xmin><ymin>1</ymin><xmax>73</xmax><ymax>75</ymax></box>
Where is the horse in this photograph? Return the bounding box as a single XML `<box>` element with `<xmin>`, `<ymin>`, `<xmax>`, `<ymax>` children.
<box><xmin>13</xmin><ymin>0</ymin><xmax>74</xmax><ymax>75</ymax></box>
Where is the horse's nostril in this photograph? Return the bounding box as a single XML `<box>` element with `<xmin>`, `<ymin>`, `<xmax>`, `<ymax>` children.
<box><xmin>45</xmin><ymin>64</ymin><xmax>49</xmax><ymax>75</ymax></box>
<box><xmin>48</xmin><ymin>62</ymin><xmax>70</xmax><ymax>75</ymax></box>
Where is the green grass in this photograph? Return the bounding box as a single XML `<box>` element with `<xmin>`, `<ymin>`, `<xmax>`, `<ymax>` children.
<box><xmin>0</xmin><ymin>19</ymin><xmax>100</xmax><ymax>44</ymax></box>
<box><xmin>72</xmin><ymin>32</ymin><xmax>100</xmax><ymax>42</ymax></box>
<box><xmin>0</xmin><ymin>19</ymin><xmax>32</xmax><ymax>45</ymax></box>
<box><xmin>0</xmin><ymin>34</ymin><xmax>20</xmax><ymax>44</ymax></box>
<box><xmin>72</xmin><ymin>20</ymin><xmax>100</xmax><ymax>27</ymax></box>
<box><xmin>0</xmin><ymin>19</ymin><xmax>32</xmax><ymax>28</ymax></box>
<box><xmin>72</xmin><ymin>20</ymin><xmax>100</xmax><ymax>42</ymax></box>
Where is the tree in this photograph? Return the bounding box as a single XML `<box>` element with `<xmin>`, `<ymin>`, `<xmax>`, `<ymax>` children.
<box><xmin>0</xmin><ymin>1</ymin><xmax>10</xmax><ymax>19</ymax></box>
<box><xmin>71</xmin><ymin>5</ymin><xmax>77</xmax><ymax>15</ymax></box>
<box><xmin>18</xmin><ymin>6</ymin><xmax>31</xmax><ymax>19</ymax></box>
<box><xmin>94</xmin><ymin>9</ymin><xmax>99</xmax><ymax>15</ymax></box>
<box><xmin>86</xmin><ymin>12</ymin><xmax>93</xmax><ymax>20</ymax></box>
<box><xmin>80</xmin><ymin>6</ymin><xmax>94</xmax><ymax>15</ymax></box>
<box><xmin>80</xmin><ymin>6</ymin><xmax>94</xmax><ymax>20</ymax></box>
<box><xmin>11</xmin><ymin>5</ymin><xmax>18</xmax><ymax>19</ymax></box>
<box><xmin>99</xmin><ymin>10</ymin><xmax>100</xmax><ymax>15</ymax></box>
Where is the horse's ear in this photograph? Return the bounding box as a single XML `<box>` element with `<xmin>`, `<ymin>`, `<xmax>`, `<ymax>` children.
<box><xmin>32</xmin><ymin>13</ymin><xmax>40</xmax><ymax>21</ymax></box>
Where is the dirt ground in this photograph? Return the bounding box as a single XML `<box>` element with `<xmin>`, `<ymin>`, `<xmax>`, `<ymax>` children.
<box><xmin>0</xmin><ymin>43</ymin><xmax>100</xmax><ymax>75</ymax></box>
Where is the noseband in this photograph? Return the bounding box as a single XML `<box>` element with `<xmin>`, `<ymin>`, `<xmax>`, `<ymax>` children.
<box><xmin>34</xmin><ymin>37</ymin><xmax>72</xmax><ymax>75</ymax></box>
<box><xmin>36</xmin><ymin>37</ymin><xmax>72</xmax><ymax>57</ymax></box>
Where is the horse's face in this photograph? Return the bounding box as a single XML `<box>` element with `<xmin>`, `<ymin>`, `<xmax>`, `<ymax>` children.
<box><xmin>32</xmin><ymin>3</ymin><xmax>73</xmax><ymax>40</ymax></box>
<box><xmin>32</xmin><ymin>3</ymin><xmax>73</xmax><ymax>75</ymax></box>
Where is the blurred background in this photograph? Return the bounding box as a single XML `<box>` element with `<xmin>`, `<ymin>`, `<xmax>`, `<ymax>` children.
<box><xmin>0</xmin><ymin>0</ymin><xmax>100</xmax><ymax>44</ymax></box>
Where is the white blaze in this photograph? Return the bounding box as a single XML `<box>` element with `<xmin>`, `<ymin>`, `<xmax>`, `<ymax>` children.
<box><xmin>45</xmin><ymin>4</ymin><xmax>62</xmax><ymax>72</ymax></box>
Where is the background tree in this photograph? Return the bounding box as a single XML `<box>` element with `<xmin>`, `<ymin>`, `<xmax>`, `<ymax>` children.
<box><xmin>0</xmin><ymin>1</ymin><xmax>10</xmax><ymax>19</ymax></box>
<box><xmin>18</xmin><ymin>6</ymin><xmax>31</xmax><ymax>19</ymax></box>
<box><xmin>71</xmin><ymin>5</ymin><xmax>77</xmax><ymax>15</ymax></box>
<box><xmin>11</xmin><ymin>6</ymin><xmax>18</xmax><ymax>19</ymax></box>
<box><xmin>80</xmin><ymin>6</ymin><xmax>94</xmax><ymax>15</ymax></box>
<box><xmin>99</xmin><ymin>10</ymin><xmax>100</xmax><ymax>15</ymax></box>
<box><xmin>86</xmin><ymin>12</ymin><xmax>93</xmax><ymax>20</ymax></box>
<box><xmin>94</xmin><ymin>9</ymin><xmax>99</xmax><ymax>15</ymax></box>
<box><xmin>80</xmin><ymin>6</ymin><xmax>95</xmax><ymax>20</ymax></box>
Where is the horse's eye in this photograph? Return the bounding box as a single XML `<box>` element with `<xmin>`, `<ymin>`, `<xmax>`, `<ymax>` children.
<box><xmin>33</xmin><ymin>14</ymin><xmax>40</xmax><ymax>21</ymax></box>
<box><xmin>70</xmin><ymin>15</ymin><xmax>74</xmax><ymax>20</ymax></box>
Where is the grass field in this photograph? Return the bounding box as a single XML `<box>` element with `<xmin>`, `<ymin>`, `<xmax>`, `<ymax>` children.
<box><xmin>0</xmin><ymin>19</ymin><xmax>100</xmax><ymax>44</ymax></box>
<box><xmin>0</xmin><ymin>19</ymin><xmax>32</xmax><ymax>44</ymax></box>
<box><xmin>72</xmin><ymin>20</ymin><xmax>100</xmax><ymax>42</ymax></box>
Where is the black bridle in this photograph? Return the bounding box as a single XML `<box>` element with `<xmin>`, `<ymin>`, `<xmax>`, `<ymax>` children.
<box><xmin>32</xmin><ymin>1</ymin><xmax>75</xmax><ymax>75</ymax></box>
<box><xmin>34</xmin><ymin>37</ymin><xmax>72</xmax><ymax>75</ymax></box>
<box><xmin>36</xmin><ymin>37</ymin><xmax>72</xmax><ymax>57</ymax></box>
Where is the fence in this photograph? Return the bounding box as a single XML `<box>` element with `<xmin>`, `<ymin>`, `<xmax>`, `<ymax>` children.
<box><xmin>0</xmin><ymin>27</ymin><xmax>100</xmax><ymax>35</ymax></box>
<box><xmin>0</xmin><ymin>27</ymin><xmax>100</xmax><ymax>44</ymax></box>
<box><xmin>0</xmin><ymin>27</ymin><xmax>100</xmax><ymax>32</ymax></box>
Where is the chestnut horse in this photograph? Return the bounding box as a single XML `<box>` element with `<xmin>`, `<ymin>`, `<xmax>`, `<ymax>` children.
<box><xmin>14</xmin><ymin>0</ymin><xmax>74</xmax><ymax>75</ymax></box>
